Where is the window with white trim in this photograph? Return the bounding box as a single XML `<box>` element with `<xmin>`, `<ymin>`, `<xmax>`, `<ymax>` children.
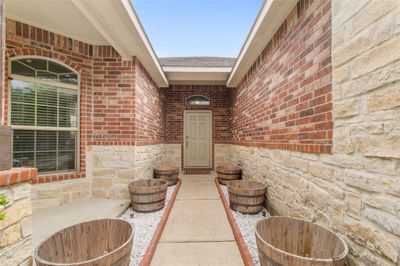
<box><xmin>10</xmin><ymin>58</ymin><xmax>79</xmax><ymax>173</ymax></box>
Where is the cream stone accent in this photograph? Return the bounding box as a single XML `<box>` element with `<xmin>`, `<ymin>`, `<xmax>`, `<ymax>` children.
<box><xmin>0</xmin><ymin>182</ymin><xmax>32</xmax><ymax>265</ymax></box>
<box><xmin>334</xmin><ymin>98</ymin><xmax>359</xmax><ymax>118</ymax></box>
<box><xmin>163</xmin><ymin>144</ymin><xmax>182</xmax><ymax>169</ymax></box>
<box><xmin>214</xmin><ymin>144</ymin><xmax>231</xmax><ymax>168</ymax></box>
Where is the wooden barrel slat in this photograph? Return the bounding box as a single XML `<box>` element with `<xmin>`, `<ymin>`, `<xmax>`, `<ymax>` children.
<box><xmin>34</xmin><ymin>218</ymin><xmax>133</xmax><ymax>266</ymax></box>
<box><xmin>255</xmin><ymin>217</ymin><xmax>348</xmax><ymax>266</ymax></box>
<box><xmin>129</xmin><ymin>179</ymin><xmax>168</xmax><ymax>213</ymax></box>
<box><xmin>216</xmin><ymin>165</ymin><xmax>242</xmax><ymax>185</ymax></box>
<box><xmin>154</xmin><ymin>167</ymin><xmax>179</xmax><ymax>186</ymax></box>
<box><xmin>227</xmin><ymin>180</ymin><xmax>267</xmax><ymax>214</ymax></box>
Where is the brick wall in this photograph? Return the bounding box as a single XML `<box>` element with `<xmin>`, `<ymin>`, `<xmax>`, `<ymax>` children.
<box><xmin>1</xmin><ymin>19</ymin><xmax>166</xmax><ymax>207</ymax></box>
<box><xmin>230</xmin><ymin>0</ymin><xmax>332</xmax><ymax>154</ymax></box>
<box><xmin>164</xmin><ymin>85</ymin><xmax>230</xmax><ymax>168</ymax></box>
<box><xmin>92</xmin><ymin>46</ymin><xmax>136</xmax><ymax>145</ymax></box>
<box><xmin>230</xmin><ymin>0</ymin><xmax>400</xmax><ymax>264</ymax></box>
<box><xmin>134</xmin><ymin>59</ymin><xmax>165</xmax><ymax>145</ymax></box>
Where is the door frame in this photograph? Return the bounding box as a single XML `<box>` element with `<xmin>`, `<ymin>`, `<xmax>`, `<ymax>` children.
<box><xmin>183</xmin><ymin>110</ymin><xmax>212</xmax><ymax>168</ymax></box>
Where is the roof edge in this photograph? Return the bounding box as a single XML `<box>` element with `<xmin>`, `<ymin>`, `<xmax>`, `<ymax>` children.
<box><xmin>227</xmin><ymin>0</ymin><xmax>297</xmax><ymax>87</ymax></box>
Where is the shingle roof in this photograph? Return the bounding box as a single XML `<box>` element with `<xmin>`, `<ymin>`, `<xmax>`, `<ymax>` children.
<box><xmin>159</xmin><ymin>57</ymin><xmax>236</xmax><ymax>68</ymax></box>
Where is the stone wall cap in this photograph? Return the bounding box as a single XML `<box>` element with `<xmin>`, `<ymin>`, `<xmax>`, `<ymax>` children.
<box><xmin>0</xmin><ymin>167</ymin><xmax>37</xmax><ymax>187</ymax></box>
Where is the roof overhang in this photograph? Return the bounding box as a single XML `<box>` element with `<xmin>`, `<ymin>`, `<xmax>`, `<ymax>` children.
<box><xmin>227</xmin><ymin>0</ymin><xmax>298</xmax><ymax>87</ymax></box>
<box><xmin>163</xmin><ymin>67</ymin><xmax>232</xmax><ymax>85</ymax></box>
<box><xmin>5</xmin><ymin>0</ymin><xmax>168</xmax><ymax>87</ymax></box>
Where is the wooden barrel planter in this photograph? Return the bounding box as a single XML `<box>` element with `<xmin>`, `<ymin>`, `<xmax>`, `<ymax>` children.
<box><xmin>255</xmin><ymin>216</ymin><xmax>348</xmax><ymax>266</ymax></box>
<box><xmin>227</xmin><ymin>180</ymin><xmax>267</xmax><ymax>214</ymax></box>
<box><xmin>129</xmin><ymin>179</ymin><xmax>168</xmax><ymax>212</ymax></box>
<box><xmin>154</xmin><ymin>166</ymin><xmax>179</xmax><ymax>186</ymax></box>
<box><xmin>34</xmin><ymin>218</ymin><xmax>133</xmax><ymax>266</ymax></box>
<box><xmin>216</xmin><ymin>165</ymin><xmax>242</xmax><ymax>185</ymax></box>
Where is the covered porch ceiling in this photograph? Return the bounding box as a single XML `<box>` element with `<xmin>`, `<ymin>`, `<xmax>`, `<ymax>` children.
<box><xmin>5</xmin><ymin>0</ymin><xmax>168</xmax><ymax>87</ymax></box>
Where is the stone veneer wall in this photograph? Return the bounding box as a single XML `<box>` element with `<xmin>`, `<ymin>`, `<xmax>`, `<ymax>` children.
<box><xmin>230</xmin><ymin>0</ymin><xmax>400</xmax><ymax>264</ymax></box>
<box><xmin>0</xmin><ymin>168</ymin><xmax>37</xmax><ymax>265</ymax></box>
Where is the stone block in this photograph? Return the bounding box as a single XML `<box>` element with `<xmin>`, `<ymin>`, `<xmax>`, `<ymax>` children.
<box><xmin>37</xmin><ymin>188</ymin><xmax>62</xmax><ymax>199</ymax></box>
<box><xmin>62</xmin><ymin>181</ymin><xmax>90</xmax><ymax>193</ymax></box>
<box><xmin>0</xmin><ymin>224</ymin><xmax>21</xmax><ymax>247</ymax></box>
<box><xmin>365</xmin><ymin>207</ymin><xmax>400</xmax><ymax>236</ymax></box>
<box><xmin>290</xmin><ymin>157</ymin><xmax>309</xmax><ymax>173</ymax></box>
<box><xmin>356</xmin><ymin>132</ymin><xmax>400</xmax><ymax>158</ymax></box>
<box><xmin>0</xmin><ymin>236</ymin><xmax>31</xmax><ymax>266</ymax></box>
<box><xmin>352</xmin><ymin>36</ymin><xmax>400</xmax><ymax>79</ymax></box>
<box><xmin>309</xmin><ymin>163</ymin><xmax>335</xmax><ymax>180</ymax></box>
<box><xmin>351</xmin><ymin>0</ymin><xmax>397</xmax><ymax>36</ymax></box>
<box><xmin>0</xmin><ymin>199</ymin><xmax>31</xmax><ymax>230</ymax></box>
<box><xmin>368</xmin><ymin>85</ymin><xmax>400</xmax><ymax>111</ymax></box>
<box><xmin>10</xmin><ymin>182</ymin><xmax>31</xmax><ymax>201</ymax></box>
<box><xmin>92</xmin><ymin>169</ymin><xmax>116</xmax><ymax>177</ymax></box>
<box><xmin>71</xmin><ymin>191</ymin><xmax>90</xmax><ymax>202</ymax></box>
<box><xmin>345</xmin><ymin>192</ymin><xmax>362</xmax><ymax>218</ymax></box>
<box><xmin>344</xmin><ymin>218</ymin><xmax>398</xmax><ymax>263</ymax></box>
<box><xmin>92</xmin><ymin>178</ymin><xmax>112</xmax><ymax>189</ymax></box>
<box><xmin>20</xmin><ymin>217</ymin><xmax>32</xmax><ymax>237</ymax></box>
<box><xmin>334</xmin><ymin>99</ymin><xmax>359</xmax><ymax>118</ymax></box>
<box><xmin>333</xmin><ymin>127</ymin><xmax>354</xmax><ymax>154</ymax></box>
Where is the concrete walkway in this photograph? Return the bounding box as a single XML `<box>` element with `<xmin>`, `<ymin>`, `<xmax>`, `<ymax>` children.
<box><xmin>151</xmin><ymin>174</ymin><xmax>243</xmax><ymax>266</ymax></box>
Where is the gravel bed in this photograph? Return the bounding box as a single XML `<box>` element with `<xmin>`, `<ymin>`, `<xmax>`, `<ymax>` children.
<box><xmin>220</xmin><ymin>184</ymin><xmax>270</xmax><ymax>266</ymax></box>
<box><xmin>120</xmin><ymin>184</ymin><xmax>176</xmax><ymax>266</ymax></box>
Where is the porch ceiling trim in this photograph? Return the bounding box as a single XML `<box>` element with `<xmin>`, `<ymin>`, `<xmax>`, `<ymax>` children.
<box><xmin>226</xmin><ymin>0</ymin><xmax>298</xmax><ymax>88</ymax></box>
<box><xmin>163</xmin><ymin>67</ymin><xmax>232</xmax><ymax>85</ymax></box>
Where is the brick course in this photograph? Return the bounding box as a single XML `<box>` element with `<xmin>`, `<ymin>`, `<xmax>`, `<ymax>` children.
<box><xmin>230</xmin><ymin>0</ymin><xmax>332</xmax><ymax>154</ymax></box>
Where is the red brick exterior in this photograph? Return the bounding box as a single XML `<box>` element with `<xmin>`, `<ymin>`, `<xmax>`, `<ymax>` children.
<box><xmin>92</xmin><ymin>47</ymin><xmax>136</xmax><ymax>145</ymax></box>
<box><xmin>2</xmin><ymin>19</ymin><xmax>164</xmax><ymax>183</ymax></box>
<box><xmin>4</xmin><ymin>19</ymin><xmax>93</xmax><ymax>183</ymax></box>
<box><xmin>230</xmin><ymin>0</ymin><xmax>332</xmax><ymax>154</ymax></box>
<box><xmin>165</xmin><ymin>85</ymin><xmax>231</xmax><ymax>169</ymax></box>
<box><xmin>134</xmin><ymin>60</ymin><xmax>165</xmax><ymax>146</ymax></box>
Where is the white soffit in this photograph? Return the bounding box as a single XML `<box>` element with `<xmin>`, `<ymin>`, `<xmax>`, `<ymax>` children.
<box><xmin>227</xmin><ymin>0</ymin><xmax>298</xmax><ymax>87</ymax></box>
<box><xmin>6</xmin><ymin>0</ymin><xmax>168</xmax><ymax>87</ymax></box>
<box><xmin>5</xmin><ymin>0</ymin><xmax>108</xmax><ymax>44</ymax></box>
<box><xmin>164</xmin><ymin>67</ymin><xmax>232</xmax><ymax>85</ymax></box>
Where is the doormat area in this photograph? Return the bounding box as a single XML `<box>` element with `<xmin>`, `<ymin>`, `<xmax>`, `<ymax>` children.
<box><xmin>184</xmin><ymin>169</ymin><xmax>211</xmax><ymax>175</ymax></box>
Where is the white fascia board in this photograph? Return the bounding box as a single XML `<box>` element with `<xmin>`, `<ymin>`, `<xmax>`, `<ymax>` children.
<box><xmin>227</xmin><ymin>0</ymin><xmax>298</xmax><ymax>87</ymax></box>
<box><xmin>163</xmin><ymin>67</ymin><xmax>232</xmax><ymax>73</ymax></box>
<box><xmin>119</xmin><ymin>0</ymin><xmax>168</xmax><ymax>87</ymax></box>
<box><xmin>72</xmin><ymin>0</ymin><xmax>168</xmax><ymax>87</ymax></box>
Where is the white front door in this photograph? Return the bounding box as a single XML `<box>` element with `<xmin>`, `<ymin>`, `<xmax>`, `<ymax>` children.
<box><xmin>184</xmin><ymin>111</ymin><xmax>212</xmax><ymax>168</ymax></box>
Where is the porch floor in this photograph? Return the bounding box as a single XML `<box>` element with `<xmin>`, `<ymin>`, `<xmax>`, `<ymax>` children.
<box><xmin>32</xmin><ymin>198</ymin><xmax>130</xmax><ymax>250</ymax></box>
<box><xmin>151</xmin><ymin>173</ymin><xmax>243</xmax><ymax>266</ymax></box>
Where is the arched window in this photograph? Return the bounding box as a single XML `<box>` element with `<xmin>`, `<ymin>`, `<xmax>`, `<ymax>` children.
<box><xmin>186</xmin><ymin>95</ymin><xmax>210</xmax><ymax>106</ymax></box>
<box><xmin>10</xmin><ymin>58</ymin><xmax>79</xmax><ymax>173</ymax></box>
